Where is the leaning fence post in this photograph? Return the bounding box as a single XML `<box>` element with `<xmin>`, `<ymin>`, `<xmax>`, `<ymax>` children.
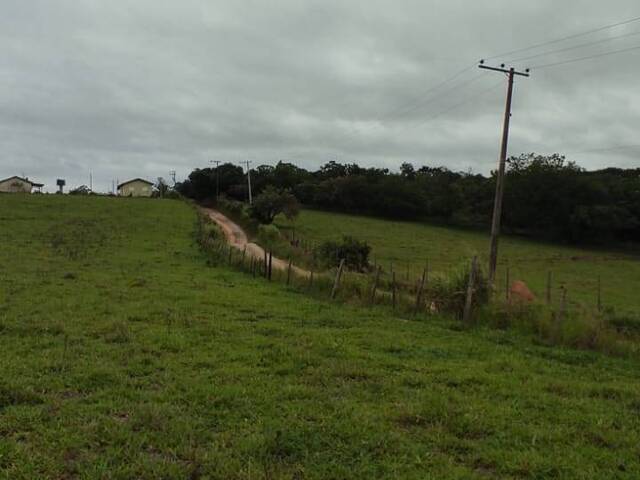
<box><xmin>414</xmin><ymin>267</ymin><xmax>427</xmax><ymax>315</ymax></box>
<box><xmin>462</xmin><ymin>256</ymin><xmax>478</xmax><ymax>324</ymax></box>
<box><xmin>370</xmin><ymin>265</ymin><xmax>382</xmax><ymax>305</ymax></box>
<box><xmin>286</xmin><ymin>258</ymin><xmax>293</xmax><ymax>286</ymax></box>
<box><xmin>331</xmin><ymin>259</ymin><xmax>346</xmax><ymax>300</ymax></box>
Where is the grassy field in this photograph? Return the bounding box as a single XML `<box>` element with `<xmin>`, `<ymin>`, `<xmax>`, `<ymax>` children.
<box><xmin>2</xmin><ymin>195</ymin><xmax>640</xmax><ymax>479</ymax></box>
<box><xmin>276</xmin><ymin>209</ymin><xmax>640</xmax><ymax>312</ymax></box>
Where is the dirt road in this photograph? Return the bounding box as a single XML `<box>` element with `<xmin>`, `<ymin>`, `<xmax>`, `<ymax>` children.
<box><xmin>201</xmin><ymin>207</ymin><xmax>311</xmax><ymax>278</ymax></box>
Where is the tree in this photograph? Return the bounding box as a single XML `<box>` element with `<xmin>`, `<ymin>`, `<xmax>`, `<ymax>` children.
<box><xmin>400</xmin><ymin>162</ymin><xmax>416</xmax><ymax>179</ymax></box>
<box><xmin>250</xmin><ymin>186</ymin><xmax>300</xmax><ymax>224</ymax></box>
<box><xmin>176</xmin><ymin>163</ymin><xmax>244</xmax><ymax>200</ymax></box>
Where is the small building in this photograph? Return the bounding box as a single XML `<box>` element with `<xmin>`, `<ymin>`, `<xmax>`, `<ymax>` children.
<box><xmin>117</xmin><ymin>178</ymin><xmax>154</xmax><ymax>197</ymax></box>
<box><xmin>0</xmin><ymin>176</ymin><xmax>44</xmax><ymax>193</ymax></box>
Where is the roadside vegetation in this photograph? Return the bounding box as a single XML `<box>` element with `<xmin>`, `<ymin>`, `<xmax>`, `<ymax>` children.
<box><xmin>2</xmin><ymin>194</ymin><xmax>640</xmax><ymax>478</ymax></box>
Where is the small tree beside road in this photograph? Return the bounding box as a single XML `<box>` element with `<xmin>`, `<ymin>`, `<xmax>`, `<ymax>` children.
<box><xmin>250</xmin><ymin>186</ymin><xmax>299</xmax><ymax>225</ymax></box>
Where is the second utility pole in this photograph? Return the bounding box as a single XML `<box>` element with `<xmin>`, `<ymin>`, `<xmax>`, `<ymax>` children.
<box><xmin>210</xmin><ymin>160</ymin><xmax>221</xmax><ymax>202</ymax></box>
<box><xmin>243</xmin><ymin>160</ymin><xmax>253</xmax><ymax>205</ymax></box>
<box><xmin>479</xmin><ymin>60</ymin><xmax>530</xmax><ymax>287</ymax></box>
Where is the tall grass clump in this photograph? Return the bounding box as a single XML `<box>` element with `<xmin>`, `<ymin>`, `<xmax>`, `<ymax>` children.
<box><xmin>425</xmin><ymin>264</ymin><xmax>490</xmax><ymax>319</ymax></box>
<box><xmin>478</xmin><ymin>301</ymin><xmax>637</xmax><ymax>357</ymax></box>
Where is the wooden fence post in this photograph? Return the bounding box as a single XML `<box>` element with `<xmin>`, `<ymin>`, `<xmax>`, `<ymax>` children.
<box><xmin>263</xmin><ymin>250</ymin><xmax>268</xmax><ymax>278</ymax></box>
<box><xmin>308</xmin><ymin>270</ymin><xmax>314</xmax><ymax>291</ymax></box>
<box><xmin>414</xmin><ymin>267</ymin><xmax>427</xmax><ymax>315</ymax></box>
<box><xmin>558</xmin><ymin>286</ymin><xmax>568</xmax><ymax>331</ymax></box>
<box><xmin>286</xmin><ymin>258</ymin><xmax>293</xmax><ymax>286</ymax></box>
<box><xmin>331</xmin><ymin>259</ymin><xmax>345</xmax><ymax>300</ymax></box>
<box><xmin>546</xmin><ymin>271</ymin><xmax>552</xmax><ymax>305</ymax></box>
<box><xmin>251</xmin><ymin>257</ymin><xmax>256</xmax><ymax>278</ymax></box>
<box><xmin>462</xmin><ymin>256</ymin><xmax>478</xmax><ymax>324</ymax></box>
<box><xmin>370</xmin><ymin>265</ymin><xmax>382</xmax><ymax>305</ymax></box>
<box><xmin>268</xmin><ymin>251</ymin><xmax>273</xmax><ymax>281</ymax></box>
<box><xmin>241</xmin><ymin>245</ymin><xmax>247</xmax><ymax>266</ymax></box>
<box><xmin>392</xmin><ymin>271</ymin><xmax>397</xmax><ymax>310</ymax></box>
<box><xmin>228</xmin><ymin>247</ymin><xmax>233</xmax><ymax>265</ymax></box>
<box><xmin>597</xmin><ymin>275</ymin><xmax>602</xmax><ymax>313</ymax></box>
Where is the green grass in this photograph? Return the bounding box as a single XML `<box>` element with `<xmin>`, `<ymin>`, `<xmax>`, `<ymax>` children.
<box><xmin>277</xmin><ymin>209</ymin><xmax>640</xmax><ymax>312</ymax></box>
<box><xmin>2</xmin><ymin>195</ymin><xmax>640</xmax><ymax>479</ymax></box>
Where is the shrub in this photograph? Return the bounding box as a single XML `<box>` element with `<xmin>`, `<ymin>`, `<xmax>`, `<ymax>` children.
<box><xmin>217</xmin><ymin>196</ymin><xmax>246</xmax><ymax>217</ymax></box>
<box><xmin>315</xmin><ymin>236</ymin><xmax>371</xmax><ymax>271</ymax></box>
<box><xmin>257</xmin><ymin>224</ymin><xmax>280</xmax><ymax>250</ymax></box>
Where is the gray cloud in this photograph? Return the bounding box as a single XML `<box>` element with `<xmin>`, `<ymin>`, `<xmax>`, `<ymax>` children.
<box><xmin>1</xmin><ymin>0</ymin><xmax>639</xmax><ymax>192</ymax></box>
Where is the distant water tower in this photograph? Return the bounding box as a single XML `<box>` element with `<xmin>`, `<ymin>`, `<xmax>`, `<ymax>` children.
<box><xmin>56</xmin><ymin>179</ymin><xmax>66</xmax><ymax>194</ymax></box>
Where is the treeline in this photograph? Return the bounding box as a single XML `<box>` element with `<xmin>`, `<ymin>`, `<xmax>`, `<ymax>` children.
<box><xmin>177</xmin><ymin>154</ymin><xmax>640</xmax><ymax>244</ymax></box>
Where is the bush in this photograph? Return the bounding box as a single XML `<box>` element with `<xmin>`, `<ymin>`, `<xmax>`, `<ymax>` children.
<box><xmin>218</xmin><ymin>196</ymin><xmax>246</xmax><ymax>217</ymax></box>
<box><xmin>315</xmin><ymin>236</ymin><xmax>371</xmax><ymax>271</ymax></box>
<box><xmin>257</xmin><ymin>224</ymin><xmax>280</xmax><ymax>250</ymax></box>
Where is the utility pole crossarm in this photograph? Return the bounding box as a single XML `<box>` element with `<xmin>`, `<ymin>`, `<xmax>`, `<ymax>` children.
<box><xmin>478</xmin><ymin>64</ymin><xmax>530</xmax><ymax>77</ymax></box>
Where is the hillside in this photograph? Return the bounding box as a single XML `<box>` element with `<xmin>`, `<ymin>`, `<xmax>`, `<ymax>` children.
<box><xmin>1</xmin><ymin>195</ymin><xmax>640</xmax><ymax>479</ymax></box>
<box><xmin>276</xmin><ymin>209</ymin><xmax>640</xmax><ymax>312</ymax></box>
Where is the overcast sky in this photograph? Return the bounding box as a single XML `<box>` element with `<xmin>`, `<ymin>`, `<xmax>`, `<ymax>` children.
<box><xmin>1</xmin><ymin>0</ymin><xmax>639</xmax><ymax>192</ymax></box>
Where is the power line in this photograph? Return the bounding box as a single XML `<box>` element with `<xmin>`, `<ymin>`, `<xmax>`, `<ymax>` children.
<box><xmin>344</xmin><ymin>80</ymin><xmax>497</xmax><ymax>146</ymax></box>
<box><xmin>373</xmin><ymin>72</ymin><xmax>486</xmax><ymax>125</ymax></box>
<box><xmin>400</xmin><ymin>79</ymin><xmax>504</xmax><ymax>132</ymax></box>
<box><xmin>339</xmin><ymin>63</ymin><xmax>479</xmax><ymax>141</ymax></box>
<box><xmin>581</xmin><ymin>144</ymin><xmax>640</xmax><ymax>153</ymax></box>
<box><xmin>343</xmin><ymin>70</ymin><xmax>486</xmax><ymax>142</ymax></box>
<box><xmin>510</xmin><ymin>142</ymin><xmax>640</xmax><ymax>156</ymax></box>
<box><xmin>531</xmin><ymin>43</ymin><xmax>640</xmax><ymax>69</ymax></box>
<box><xmin>486</xmin><ymin>14</ymin><xmax>640</xmax><ymax>61</ymax></box>
<box><xmin>374</xmin><ymin>64</ymin><xmax>477</xmax><ymax>121</ymax></box>
<box><xmin>563</xmin><ymin>143</ymin><xmax>640</xmax><ymax>154</ymax></box>
<box><xmin>506</xmin><ymin>29</ymin><xmax>640</xmax><ymax>64</ymax></box>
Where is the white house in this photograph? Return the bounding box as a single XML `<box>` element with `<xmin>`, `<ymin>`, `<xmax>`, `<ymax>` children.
<box><xmin>117</xmin><ymin>178</ymin><xmax>154</xmax><ymax>197</ymax></box>
<box><xmin>0</xmin><ymin>176</ymin><xmax>44</xmax><ymax>193</ymax></box>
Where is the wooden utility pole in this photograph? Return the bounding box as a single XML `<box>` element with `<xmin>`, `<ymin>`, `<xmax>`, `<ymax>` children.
<box><xmin>479</xmin><ymin>61</ymin><xmax>530</xmax><ymax>287</ymax></box>
<box><xmin>242</xmin><ymin>160</ymin><xmax>253</xmax><ymax>205</ymax></box>
<box><xmin>210</xmin><ymin>160</ymin><xmax>221</xmax><ymax>202</ymax></box>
